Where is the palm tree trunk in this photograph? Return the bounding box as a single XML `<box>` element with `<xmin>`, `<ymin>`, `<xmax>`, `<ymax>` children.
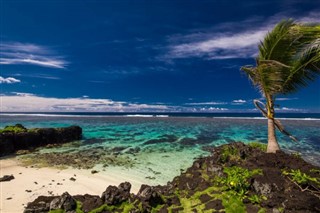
<box><xmin>266</xmin><ymin>96</ymin><xmax>280</xmax><ymax>153</ymax></box>
<box><xmin>267</xmin><ymin>118</ymin><xmax>280</xmax><ymax>153</ymax></box>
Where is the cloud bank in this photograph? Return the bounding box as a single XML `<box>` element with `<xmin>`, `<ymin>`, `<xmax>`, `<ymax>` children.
<box><xmin>0</xmin><ymin>93</ymin><xmax>232</xmax><ymax>112</ymax></box>
<box><xmin>0</xmin><ymin>94</ymin><xmax>305</xmax><ymax>112</ymax></box>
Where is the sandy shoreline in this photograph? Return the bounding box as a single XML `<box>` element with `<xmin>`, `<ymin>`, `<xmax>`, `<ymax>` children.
<box><xmin>0</xmin><ymin>158</ymin><xmax>142</xmax><ymax>213</ymax></box>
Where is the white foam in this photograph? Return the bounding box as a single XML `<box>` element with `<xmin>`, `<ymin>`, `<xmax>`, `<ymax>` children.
<box><xmin>125</xmin><ymin>114</ymin><xmax>154</xmax><ymax>117</ymax></box>
<box><xmin>155</xmin><ymin>115</ymin><xmax>169</xmax><ymax>117</ymax></box>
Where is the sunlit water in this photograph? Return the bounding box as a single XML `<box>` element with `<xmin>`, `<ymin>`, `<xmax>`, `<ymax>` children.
<box><xmin>1</xmin><ymin>113</ymin><xmax>319</xmax><ymax>185</ymax></box>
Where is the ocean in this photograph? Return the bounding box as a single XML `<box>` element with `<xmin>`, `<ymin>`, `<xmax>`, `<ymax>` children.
<box><xmin>1</xmin><ymin>112</ymin><xmax>319</xmax><ymax>185</ymax></box>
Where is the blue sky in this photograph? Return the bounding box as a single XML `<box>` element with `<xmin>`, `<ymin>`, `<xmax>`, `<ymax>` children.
<box><xmin>1</xmin><ymin>0</ymin><xmax>319</xmax><ymax>112</ymax></box>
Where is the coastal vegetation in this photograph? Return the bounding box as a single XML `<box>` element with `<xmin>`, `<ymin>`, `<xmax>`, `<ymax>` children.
<box><xmin>0</xmin><ymin>124</ymin><xmax>27</xmax><ymax>133</ymax></box>
<box><xmin>241</xmin><ymin>19</ymin><xmax>320</xmax><ymax>153</ymax></box>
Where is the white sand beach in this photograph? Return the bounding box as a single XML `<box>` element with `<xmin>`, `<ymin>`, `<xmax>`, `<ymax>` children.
<box><xmin>0</xmin><ymin>158</ymin><xmax>142</xmax><ymax>213</ymax></box>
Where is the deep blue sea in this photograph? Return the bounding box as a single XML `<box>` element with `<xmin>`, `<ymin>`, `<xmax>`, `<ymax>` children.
<box><xmin>1</xmin><ymin>112</ymin><xmax>319</xmax><ymax>185</ymax></box>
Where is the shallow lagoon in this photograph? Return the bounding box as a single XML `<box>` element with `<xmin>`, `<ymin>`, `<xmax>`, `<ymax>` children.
<box><xmin>1</xmin><ymin>114</ymin><xmax>319</xmax><ymax>185</ymax></box>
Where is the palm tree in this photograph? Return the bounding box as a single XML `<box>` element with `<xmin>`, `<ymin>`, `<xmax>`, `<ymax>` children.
<box><xmin>241</xmin><ymin>19</ymin><xmax>320</xmax><ymax>153</ymax></box>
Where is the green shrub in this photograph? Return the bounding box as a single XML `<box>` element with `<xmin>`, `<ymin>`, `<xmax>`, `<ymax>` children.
<box><xmin>222</xmin><ymin>193</ymin><xmax>246</xmax><ymax>213</ymax></box>
<box><xmin>282</xmin><ymin>169</ymin><xmax>320</xmax><ymax>187</ymax></box>
<box><xmin>248</xmin><ymin>194</ymin><xmax>267</xmax><ymax>205</ymax></box>
<box><xmin>248</xmin><ymin>142</ymin><xmax>267</xmax><ymax>152</ymax></box>
<box><xmin>220</xmin><ymin>146</ymin><xmax>239</xmax><ymax>163</ymax></box>
<box><xmin>219</xmin><ymin>166</ymin><xmax>262</xmax><ymax>197</ymax></box>
<box><xmin>0</xmin><ymin>124</ymin><xmax>27</xmax><ymax>133</ymax></box>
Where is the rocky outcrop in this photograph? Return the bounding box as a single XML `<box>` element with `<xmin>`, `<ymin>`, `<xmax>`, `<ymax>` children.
<box><xmin>24</xmin><ymin>192</ymin><xmax>77</xmax><ymax>213</ymax></box>
<box><xmin>24</xmin><ymin>143</ymin><xmax>320</xmax><ymax>212</ymax></box>
<box><xmin>0</xmin><ymin>124</ymin><xmax>82</xmax><ymax>156</ymax></box>
<box><xmin>101</xmin><ymin>182</ymin><xmax>132</xmax><ymax>205</ymax></box>
<box><xmin>50</xmin><ymin>192</ymin><xmax>77</xmax><ymax>212</ymax></box>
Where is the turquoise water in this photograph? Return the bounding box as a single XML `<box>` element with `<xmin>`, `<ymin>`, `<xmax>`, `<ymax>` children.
<box><xmin>1</xmin><ymin>114</ymin><xmax>319</xmax><ymax>185</ymax></box>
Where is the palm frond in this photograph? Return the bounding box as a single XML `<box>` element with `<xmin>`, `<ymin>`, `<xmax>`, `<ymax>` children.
<box><xmin>258</xmin><ymin>61</ymin><xmax>291</xmax><ymax>95</ymax></box>
<box><xmin>282</xmin><ymin>38</ymin><xmax>320</xmax><ymax>94</ymax></box>
<box><xmin>256</xmin><ymin>20</ymin><xmax>320</xmax><ymax>95</ymax></box>
<box><xmin>240</xmin><ymin>65</ymin><xmax>263</xmax><ymax>93</ymax></box>
<box><xmin>258</xmin><ymin>19</ymin><xmax>297</xmax><ymax>62</ymax></box>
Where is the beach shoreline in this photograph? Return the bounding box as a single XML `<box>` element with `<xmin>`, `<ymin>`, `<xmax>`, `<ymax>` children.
<box><xmin>0</xmin><ymin>157</ymin><xmax>142</xmax><ymax>213</ymax></box>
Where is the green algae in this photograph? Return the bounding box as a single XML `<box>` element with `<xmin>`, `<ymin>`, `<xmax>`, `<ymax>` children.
<box><xmin>18</xmin><ymin>149</ymin><xmax>136</xmax><ymax>170</ymax></box>
<box><xmin>86</xmin><ymin>201</ymin><xmax>135</xmax><ymax>213</ymax></box>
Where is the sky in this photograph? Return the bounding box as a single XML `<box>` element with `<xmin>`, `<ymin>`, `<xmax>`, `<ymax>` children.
<box><xmin>0</xmin><ymin>0</ymin><xmax>319</xmax><ymax>113</ymax></box>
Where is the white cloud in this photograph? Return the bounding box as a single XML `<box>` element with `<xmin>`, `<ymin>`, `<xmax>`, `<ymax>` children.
<box><xmin>185</xmin><ymin>101</ymin><xmax>228</xmax><ymax>106</ymax></box>
<box><xmin>206</xmin><ymin>107</ymin><xmax>228</xmax><ymax>111</ymax></box>
<box><xmin>12</xmin><ymin>92</ymin><xmax>35</xmax><ymax>97</ymax></box>
<box><xmin>277</xmin><ymin>98</ymin><xmax>298</xmax><ymax>101</ymax></box>
<box><xmin>0</xmin><ymin>76</ymin><xmax>21</xmax><ymax>84</ymax></box>
<box><xmin>161</xmin><ymin>11</ymin><xmax>320</xmax><ymax>60</ymax></box>
<box><xmin>232</xmin><ymin>99</ymin><xmax>247</xmax><ymax>104</ymax></box>
<box><xmin>0</xmin><ymin>42</ymin><xmax>67</xmax><ymax>68</ymax></box>
<box><xmin>0</xmin><ymin>42</ymin><xmax>49</xmax><ymax>54</ymax></box>
<box><xmin>167</xmin><ymin>30</ymin><xmax>267</xmax><ymax>60</ymax></box>
<box><xmin>12</xmin><ymin>73</ymin><xmax>61</xmax><ymax>80</ymax></box>
<box><xmin>275</xmin><ymin>107</ymin><xmax>304</xmax><ymax>112</ymax></box>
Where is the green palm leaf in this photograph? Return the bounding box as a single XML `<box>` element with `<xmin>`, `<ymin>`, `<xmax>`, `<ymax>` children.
<box><xmin>242</xmin><ymin>20</ymin><xmax>320</xmax><ymax>96</ymax></box>
<box><xmin>283</xmin><ymin>38</ymin><xmax>320</xmax><ymax>94</ymax></box>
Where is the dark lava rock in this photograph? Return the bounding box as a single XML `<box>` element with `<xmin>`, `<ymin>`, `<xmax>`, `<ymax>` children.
<box><xmin>101</xmin><ymin>182</ymin><xmax>131</xmax><ymax>205</ymax></box>
<box><xmin>91</xmin><ymin>170</ymin><xmax>99</xmax><ymax>174</ymax></box>
<box><xmin>137</xmin><ymin>184</ymin><xmax>164</xmax><ymax>207</ymax></box>
<box><xmin>0</xmin><ymin>125</ymin><xmax>82</xmax><ymax>156</ymax></box>
<box><xmin>73</xmin><ymin>194</ymin><xmax>103</xmax><ymax>213</ymax></box>
<box><xmin>204</xmin><ymin>199</ymin><xmax>224</xmax><ymax>211</ymax></box>
<box><xmin>0</xmin><ymin>175</ymin><xmax>15</xmax><ymax>182</ymax></box>
<box><xmin>252</xmin><ymin>177</ymin><xmax>272</xmax><ymax>196</ymax></box>
<box><xmin>24</xmin><ymin>196</ymin><xmax>57</xmax><ymax>213</ymax></box>
<box><xmin>69</xmin><ymin>177</ymin><xmax>76</xmax><ymax>181</ymax></box>
<box><xmin>199</xmin><ymin>194</ymin><xmax>212</xmax><ymax>203</ymax></box>
<box><xmin>50</xmin><ymin>192</ymin><xmax>77</xmax><ymax>211</ymax></box>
